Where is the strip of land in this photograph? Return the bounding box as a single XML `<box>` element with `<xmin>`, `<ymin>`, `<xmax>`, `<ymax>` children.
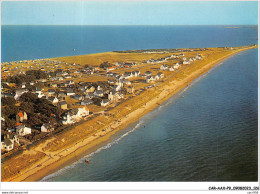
<box><xmin>1</xmin><ymin>45</ymin><xmax>257</xmax><ymax>181</ymax></box>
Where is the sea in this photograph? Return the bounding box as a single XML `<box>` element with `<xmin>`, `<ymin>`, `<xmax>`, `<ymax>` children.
<box><xmin>1</xmin><ymin>25</ymin><xmax>258</xmax><ymax>181</ymax></box>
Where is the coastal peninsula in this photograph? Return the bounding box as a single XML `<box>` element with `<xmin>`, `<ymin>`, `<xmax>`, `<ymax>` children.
<box><xmin>1</xmin><ymin>45</ymin><xmax>257</xmax><ymax>181</ymax></box>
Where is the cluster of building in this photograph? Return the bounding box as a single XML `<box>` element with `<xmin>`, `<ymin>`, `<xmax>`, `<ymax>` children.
<box><xmin>145</xmin><ymin>54</ymin><xmax>179</xmax><ymax>64</ymax></box>
<box><xmin>2</xmin><ymin>52</ymin><xmax>203</xmax><ymax>153</ymax></box>
<box><xmin>115</xmin><ymin>62</ymin><xmax>137</xmax><ymax>68</ymax></box>
<box><xmin>159</xmin><ymin>53</ymin><xmax>203</xmax><ymax>72</ymax></box>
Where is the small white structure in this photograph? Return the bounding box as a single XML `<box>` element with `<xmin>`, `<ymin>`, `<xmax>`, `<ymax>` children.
<box><xmin>196</xmin><ymin>54</ymin><xmax>202</xmax><ymax>60</ymax></box>
<box><xmin>101</xmin><ymin>99</ymin><xmax>109</xmax><ymax>107</ymax></box>
<box><xmin>106</xmin><ymin>67</ymin><xmax>115</xmax><ymax>72</ymax></box>
<box><xmin>21</xmin><ymin>83</ymin><xmax>26</xmax><ymax>88</ymax></box>
<box><xmin>16</xmin><ymin>125</ymin><xmax>31</xmax><ymax>136</ymax></box>
<box><xmin>48</xmin><ymin>96</ymin><xmax>59</xmax><ymax>104</ymax></box>
<box><xmin>160</xmin><ymin>65</ymin><xmax>168</xmax><ymax>70</ymax></box>
<box><xmin>1</xmin><ymin>139</ymin><xmax>13</xmax><ymax>151</ymax></box>
<box><xmin>41</xmin><ymin>123</ymin><xmax>54</xmax><ymax>133</ymax></box>
<box><xmin>146</xmin><ymin>76</ymin><xmax>156</xmax><ymax>83</ymax></box>
<box><xmin>169</xmin><ymin>66</ymin><xmax>175</xmax><ymax>71</ymax></box>
<box><xmin>14</xmin><ymin>89</ymin><xmax>28</xmax><ymax>100</ymax></box>
<box><xmin>1</xmin><ymin>134</ymin><xmax>19</xmax><ymax>151</ymax></box>
<box><xmin>113</xmin><ymin>85</ymin><xmax>121</xmax><ymax>92</ymax></box>
<box><xmin>157</xmin><ymin>72</ymin><xmax>164</xmax><ymax>79</ymax></box>
<box><xmin>67</xmin><ymin>89</ymin><xmax>75</xmax><ymax>96</ymax></box>
<box><xmin>78</xmin><ymin>107</ymin><xmax>89</xmax><ymax>117</ymax></box>
<box><xmin>108</xmin><ymin>90</ymin><xmax>116</xmax><ymax>102</ymax></box>
<box><xmin>183</xmin><ymin>60</ymin><xmax>190</xmax><ymax>65</ymax></box>
<box><xmin>62</xmin><ymin>113</ymin><xmax>74</xmax><ymax>125</ymax></box>
<box><xmin>174</xmin><ymin>63</ymin><xmax>180</xmax><ymax>69</ymax></box>
<box><xmin>97</xmin><ymin>85</ymin><xmax>102</xmax><ymax>90</ymax></box>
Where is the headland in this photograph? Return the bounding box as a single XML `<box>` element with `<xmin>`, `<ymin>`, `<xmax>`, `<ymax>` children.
<box><xmin>1</xmin><ymin>45</ymin><xmax>257</xmax><ymax>182</ymax></box>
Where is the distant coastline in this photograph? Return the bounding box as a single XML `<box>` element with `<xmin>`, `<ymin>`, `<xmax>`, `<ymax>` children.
<box><xmin>2</xmin><ymin>25</ymin><xmax>258</xmax><ymax>63</ymax></box>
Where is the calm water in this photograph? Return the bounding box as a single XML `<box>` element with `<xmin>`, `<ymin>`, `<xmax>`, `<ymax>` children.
<box><xmin>2</xmin><ymin>25</ymin><xmax>258</xmax><ymax>181</ymax></box>
<box><xmin>42</xmin><ymin>48</ymin><xmax>258</xmax><ymax>181</ymax></box>
<box><xmin>1</xmin><ymin>25</ymin><xmax>258</xmax><ymax>62</ymax></box>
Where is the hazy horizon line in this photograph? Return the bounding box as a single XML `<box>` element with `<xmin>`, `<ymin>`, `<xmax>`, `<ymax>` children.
<box><xmin>2</xmin><ymin>24</ymin><xmax>258</xmax><ymax>26</ymax></box>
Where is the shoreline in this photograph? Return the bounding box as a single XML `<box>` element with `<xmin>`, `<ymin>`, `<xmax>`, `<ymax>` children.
<box><xmin>2</xmin><ymin>46</ymin><xmax>257</xmax><ymax>182</ymax></box>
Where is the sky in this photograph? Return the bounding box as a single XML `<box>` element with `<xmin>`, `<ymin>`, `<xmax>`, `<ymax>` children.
<box><xmin>1</xmin><ymin>1</ymin><xmax>258</xmax><ymax>25</ymax></box>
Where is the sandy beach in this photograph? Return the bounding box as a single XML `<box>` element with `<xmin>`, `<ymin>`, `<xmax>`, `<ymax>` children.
<box><xmin>1</xmin><ymin>45</ymin><xmax>257</xmax><ymax>182</ymax></box>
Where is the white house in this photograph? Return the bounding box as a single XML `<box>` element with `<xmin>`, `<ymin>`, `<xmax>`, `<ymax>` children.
<box><xmin>41</xmin><ymin>123</ymin><xmax>54</xmax><ymax>133</ymax></box>
<box><xmin>101</xmin><ymin>99</ymin><xmax>110</xmax><ymax>107</ymax></box>
<box><xmin>21</xmin><ymin>82</ymin><xmax>26</xmax><ymax>88</ymax></box>
<box><xmin>108</xmin><ymin>90</ymin><xmax>116</xmax><ymax>102</ymax></box>
<box><xmin>78</xmin><ymin>107</ymin><xmax>89</xmax><ymax>117</ymax></box>
<box><xmin>48</xmin><ymin>96</ymin><xmax>59</xmax><ymax>104</ymax></box>
<box><xmin>196</xmin><ymin>54</ymin><xmax>202</xmax><ymax>60</ymax></box>
<box><xmin>157</xmin><ymin>72</ymin><xmax>164</xmax><ymax>79</ymax></box>
<box><xmin>117</xmin><ymin>93</ymin><xmax>124</xmax><ymax>100</ymax></box>
<box><xmin>174</xmin><ymin>63</ymin><xmax>180</xmax><ymax>69</ymax></box>
<box><xmin>16</xmin><ymin>125</ymin><xmax>31</xmax><ymax>136</ymax></box>
<box><xmin>35</xmin><ymin>88</ymin><xmax>45</xmax><ymax>98</ymax></box>
<box><xmin>67</xmin><ymin>88</ymin><xmax>75</xmax><ymax>96</ymax></box>
<box><xmin>160</xmin><ymin>65</ymin><xmax>168</xmax><ymax>70</ymax></box>
<box><xmin>183</xmin><ymin>60</ymin><xmax>190</xmax><ymax>65</ymax></box>
<box><xmin>171</xmin><ymin>54</ymin><xmax>178</xmax><ymax>58</ymax></box>
<box><xmin>1</xmin><ymin>134</ymin><xmax>19</xmax><ymax>151</ymax></box>
<box><xmin>146</xmin><ymin>76</ymin><xmax>156</xmax><ymax>83</ymax></box>
<box><xmin>169</xmin><ymin>66</ymin><xmax>175</xmax><ymax>71</ymax></box>
<box><xmin>14</xmin><ymin>89</ymin><xmax>28</xmax><ymax>100</ymax></box>
<box><xmin>107</xmin><ymin>67</ymin><xmax>115</xmax><ymax>72</ymax></box>
<box><xmin>97</xmin><ymin>85</ymin><xmax>102</xmax><ymax>90</ymax></box>
<box><xmin>155</xmin><ymin>75</ymin><xmax>160</xmax><ymax>81</ymax></box>
<box><xmin>1</xmin><ymin>139</ymin><xmax>13</xmax><ymax>151</ymax></box>
<box><xmin>62</xmin><ymin>112</ymin><xmax>74</xmax><ymax>125</ymax></box>
<box><xmin>113</xmin><ymin>85</ymin><xmax>121</xmax><ymax>92</ymax></box>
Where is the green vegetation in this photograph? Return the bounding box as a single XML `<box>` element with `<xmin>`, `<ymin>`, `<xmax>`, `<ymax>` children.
<box><xmin>3</xmin><ymin>70</ymin><xmax>48</xmax><ymax>86</ymax></box>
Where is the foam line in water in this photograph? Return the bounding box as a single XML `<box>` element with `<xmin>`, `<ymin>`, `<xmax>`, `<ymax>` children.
<box><xmin>85</xmin><ymin>120</ymin><xmax>144</xmax><ymax>158</ymax></box>
<box><xmin>41</xmin><ymin>120</ymin><xmax>144</xmax><ymax>181</ymax></box>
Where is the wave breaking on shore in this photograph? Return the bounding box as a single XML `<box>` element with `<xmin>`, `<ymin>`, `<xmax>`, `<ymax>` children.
<box><xmin>41</xmin><ymin>120</ymin><xmax>145</xmax><ymax>181</ymax></box>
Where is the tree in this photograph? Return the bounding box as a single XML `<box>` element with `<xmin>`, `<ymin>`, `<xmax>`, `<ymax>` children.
<box><xmin>19</xmin><ymin>92</ymin><xmax>38</xmax><ymax>103</ymax></box>
<box><xmin>1</xmin><ymin>105</ymin><xmax>19</xmax><ymax>119</ymax></box>
<box><xmin>92</xmin><ymin>97</ymin><xmax>102</xmax><ymax>105</ymax></box>
<box><xmin>26</xmin><ymin>70</ymin><xmax>48</xmax><ymax>80</ymax></box>
<box><xmin>5</xmin><ymin>118</ymin><xmax>16</xmax><ymax>129</ymax></box>
<box><xmin>27</xmin><ymin>114</ymin><xmax>42</xmax><ymax>126</ymax></box>
<box><xmin>100</xmin><ymin>61</ymin><xmax>112</xmax><ymax>69</ymax></box>
<box><xmin>1</xmin><ymin>97</ymin><xmax>16</xmax><ymax>106</ymax></box>
<box><xmin>20</xmin><ymin>102</ymin><xmax>35</xmax><ymax>114</ymax></box>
